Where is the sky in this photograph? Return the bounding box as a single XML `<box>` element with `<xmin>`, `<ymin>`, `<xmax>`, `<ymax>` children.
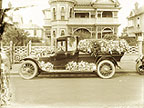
<box><xmin>2</xmin><ymin>0</ymin><xmax>144</xmax><ymax>35</ymax></box>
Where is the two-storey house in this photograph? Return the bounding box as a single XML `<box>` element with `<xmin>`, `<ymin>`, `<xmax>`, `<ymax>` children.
<box><xmin>43</xmin><ymin>0</ymin><xmax>121</xmax><ymax>46</ymax></box>
<box><xmin>127</xmin><ymin>3</ymin><xmax>144</xmax><ymax>38</ymax></box>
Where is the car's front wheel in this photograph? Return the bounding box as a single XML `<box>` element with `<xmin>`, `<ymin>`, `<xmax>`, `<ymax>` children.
<box><xmin>97</xmin><ymin>60</ymin><xmax>115</xmax><ymax>79</ymax></box>
<box><xmin>19</xmin><ymin>60</ymin><xmax>38</xmax><ymax>79</ymax></box>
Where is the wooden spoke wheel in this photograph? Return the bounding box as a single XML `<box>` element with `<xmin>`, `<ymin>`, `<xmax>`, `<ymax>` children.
<box><xmin>19</xmin><ymin>60</ymin><xmax>38</xmax><ymax>79</ymax></box>
<box><xmin>97</xmin><ymin>60</ymin><xmax>115</xmax><ymax>79</ymax></box>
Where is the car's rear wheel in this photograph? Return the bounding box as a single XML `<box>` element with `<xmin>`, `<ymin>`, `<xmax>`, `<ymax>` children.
<box><xmin>97</xmin><ymin>60</ymin><xmax>115</xmax><ymax>79</ymax></box>
<box><xmin>19</xmin><ymin>60</ymin><xmax>38</xmax><ymax>79</ymax></box>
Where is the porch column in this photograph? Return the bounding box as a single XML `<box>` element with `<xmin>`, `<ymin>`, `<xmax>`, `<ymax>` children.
<box><xmin>95</xmin><ymin>26</ymin><xmax>98</xmax><ymax>39</ymax></box>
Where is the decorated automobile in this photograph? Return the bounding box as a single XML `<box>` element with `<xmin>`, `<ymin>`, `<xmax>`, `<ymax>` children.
<box><xmin>136</xmin><ymin>55</ymin><xmax>144</xmax><ymax>75</ymax></box>
<box><xmin>19</xmin><ymin>35</ymin><xmax>129</xmax><ymax>79</ymax></box>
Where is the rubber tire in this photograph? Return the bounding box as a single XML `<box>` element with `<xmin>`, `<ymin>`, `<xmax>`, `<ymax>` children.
<box><xmin>136</xmin><ymin>62</ymin><xmax>144</xmax><ymax>75</ymax></box>
<box><xmin>19</xmin><ymin>60</ymin><xmax>38</xmax><ymax>80</ymax></box>
<box><xmin>97</xmin><ymin>60</ymin><xmax>115</xmax><ymax>79</ymax></box>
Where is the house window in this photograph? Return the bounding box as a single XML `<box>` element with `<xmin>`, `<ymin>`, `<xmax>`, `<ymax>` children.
<box><xmin>91</xmin><ymin>12</ymin><xmax>95</xmax><ymax>18</ymax></box>
<box><xmin>53</xmin><ymin>30</ymin><xmax>56</xmax><ymax>46</ymax></box>
<box><xmin>61</xmin><ymin>7</ymin><xmax>65</xmax><ymax>20</ymax></box>
<box><xmin>61</xmin><ymin>7</ymin><xmax>65</xmax><ymax>13</ymax></box>
<box><xmin>53</xmin><ymin>30</ymin><xmax>56</xmax><ymax>37</ymax></box>
<box><xmin>137</xmin><ymin>17</ymin><xmax>140</xmax><ymax>28</ymax></box>
<box><xmin>61</xmin><ymin>30</ymin><xmax>65</xmax><ymax>36</ymax></box>
<box><xmin>34</xmin><ymin>29</ymin><xmax>37</xmax><ymax>36</ymax></box>
<box><xmin>128</xmin><ymin>20</ymin><xmax>133</xmax><ymax>27</ymax></box>
<box><xmin>53</xmin><ymin>8</ymin><xmax>56</xmax><ymax>20</ymax></box>
<box><xmin>113</xmin><ymin>12</ymin><xmax>118</xmax><ymax>17</ymax></box>
<box><xmin>102</xmin><ymin>11</ymin><xmax>113</xmax><ymax>17</ymax></box>
<box><xmin>45</xmin><ymin>29</ymin><xmax>51</xmax><ymax>38</ymax></box>
<box><xmin>98</xmin><ymin>33</ymin><xmax>101</xmax><ymax>39</ymax></box>
<box><xmin>75</xmin><ymin>13</ymin><xmax>89</xmax><ymax>18</ymax></box>
<box><xmin>61</xmin><ymin>16</ymin><xmax>65</xmax><ymax>20</ymax></box>
<box><xmin>70</xmin><ymin>8</ymin><xmax>73</xmax><ymax>18</ymax></box>
<box><xmin>97</xmin><ymin>12</ymin><xmax>101</xmax><ymax>18</ymax></box>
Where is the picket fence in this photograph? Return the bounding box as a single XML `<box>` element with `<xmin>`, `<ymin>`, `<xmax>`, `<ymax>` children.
<box><xmin>2</xmin><ymin>42</ymin><xmax>139</xmax><ymax>63</ymax></box>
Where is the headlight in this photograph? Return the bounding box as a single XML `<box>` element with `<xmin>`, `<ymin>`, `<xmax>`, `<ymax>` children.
<box><xmin>142</xmin><ymin>58</ymin><xmax>144</xmax><ymax>62</ymax></box>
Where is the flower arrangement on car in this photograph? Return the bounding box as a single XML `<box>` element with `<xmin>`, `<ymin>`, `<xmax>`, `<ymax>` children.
<box><xmin>38</xmin><ymin>61</ymin><xmax>54</xmax><ymax>71</ymax></box>
<box><xmin>66</xmin><ymin>61</ymin><xmax>96</xmax><ymax>71</ymax></box>
<box><xmin>78</xmin><ymin>38</ymin><xmax>129</xmax><ymax>56</ymax></box>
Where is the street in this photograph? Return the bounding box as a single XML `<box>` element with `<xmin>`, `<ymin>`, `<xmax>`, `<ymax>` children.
<box><xmin>9</xmin><ymin>73</ymin><xmax>144</xmax><ymax>108</ymax></box>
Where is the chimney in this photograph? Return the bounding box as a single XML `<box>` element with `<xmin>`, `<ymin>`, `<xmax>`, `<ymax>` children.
<box><xmin>135</xmin><ymin>2</ymin><xmax>139</xmax><ymax>10</ymax></box>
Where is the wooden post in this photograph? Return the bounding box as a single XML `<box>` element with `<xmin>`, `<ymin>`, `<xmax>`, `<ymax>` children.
<box><xmin>27</xmin><ymin>41</ymin><xmax>29</xmax><ymax>56</ymax></box>
<box><xmin>27</xmin><ymin>40</ymin><xmax>31</xmax><ymax>56</ymax></box>
<box><xmin>12</xmin><ymin>43</ymin><xmax>15</xmax><ymax>64</ymax></box>
<box><xmin>29</xmin><ymin>40</ymin><xmax>31</xmax><ymax>55</ymax></box>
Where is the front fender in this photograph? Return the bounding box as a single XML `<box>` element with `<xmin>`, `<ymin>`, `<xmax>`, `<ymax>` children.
<box><xmin>21</xmin><ymin>57</ymin><xmax>42</xmax><ymax>71</ymax></box>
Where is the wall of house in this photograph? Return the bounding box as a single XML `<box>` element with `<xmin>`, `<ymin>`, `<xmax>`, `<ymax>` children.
<box><xmin>141</xmin><ymin>14</ymin><xmax>144</xmax><ymax>31</ymax></box>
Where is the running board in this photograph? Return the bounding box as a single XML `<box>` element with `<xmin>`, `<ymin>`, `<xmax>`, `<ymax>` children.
<box><xmin>45</xmin><ymin>70</ymin><xmax>96</xmax><ymax>73</ymax></box>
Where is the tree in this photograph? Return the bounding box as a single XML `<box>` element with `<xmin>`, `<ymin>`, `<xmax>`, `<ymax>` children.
<box><xmin>27</xmin><ymin>37</ymin><xmax>42</xmax><ymax>43</ymax></box>
<box><xmin>2</xmin><ymin>25</ymin><xmax>30</xmax><ymax>46</ymax></box>
<box><xmin>120</xmin><ymin>27</ymin><xmax>137</xmax><ymax>46</ymax></box>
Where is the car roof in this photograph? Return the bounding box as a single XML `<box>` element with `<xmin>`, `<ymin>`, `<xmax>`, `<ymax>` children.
<box><xmin>56</xmin><ymin>35</ymin><xmax>78</xmax><ymax>41</ymax></box>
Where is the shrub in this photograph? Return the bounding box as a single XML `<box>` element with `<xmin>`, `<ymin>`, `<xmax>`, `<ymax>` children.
<box><xmin>120</xmin><ymin>36</ymin><xmax>137</xmax><ymax>46</ymax></box>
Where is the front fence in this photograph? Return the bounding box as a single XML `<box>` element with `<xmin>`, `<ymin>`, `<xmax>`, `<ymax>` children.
<box><xmin>2</xmin><ymin>41</ymin><xmax>54</xmax><ymax>63</ymax></box>
<box><xmin>2</xmin><ymin>44</ymin><xmax>139</xmax><ymax>63</ymax></box>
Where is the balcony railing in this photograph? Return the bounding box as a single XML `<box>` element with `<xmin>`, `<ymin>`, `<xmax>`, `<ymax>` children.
<box><xmin>68</xmin><ymin>18</ymin><xmax>119</xmax><ymax>25</ymax></box>
<box><xmin>68</xmin><ymin>18</ymin><xmax>95</xmax><ymax>25</ymax></box>
<box><xmin>96</xmin><ymin>18</ymin><xmax>119</xmax><ymax>25</ymax></box>
<box><xmin>43</xmin><ymin>17</ymin><xmax>120</xmax><ymax>26</ymax></box>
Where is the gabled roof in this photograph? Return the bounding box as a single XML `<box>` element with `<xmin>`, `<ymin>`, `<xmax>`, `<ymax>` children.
<box><xmin>95</xmin><ymin>0</ymin><xmax>114</xmax><ymax>4</ymax></box>
<box><xmin>75</xmin><ymin>0</ymin><xmax>92</xmax><ymax>5</ymax></box>
<box><xmin>136</xmin><ymin>5</ymin><xmax>144</xmax><ymax>15</ymax></box>
<box><xmin>94</xmin><ymin>0</ymin><xmax>119</xmax><ymax>5</ymax></box>
<box><xmin>128</xmin><ymin>4</ymin><xmax>144</xmax><ymax>18</ymax></box>
<box><xmin>75</xmin><ymin>0</ymin><xmax>120</xmax><ymax>7</ymax></box>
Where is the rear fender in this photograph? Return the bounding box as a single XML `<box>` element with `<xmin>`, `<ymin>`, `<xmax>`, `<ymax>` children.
<box><xmin>96</xmin><ymin>56</ymin><xmax>118</xmax><ymax>67</ymax></box>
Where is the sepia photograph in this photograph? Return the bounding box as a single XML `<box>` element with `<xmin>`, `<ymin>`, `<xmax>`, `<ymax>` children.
<box><xmin>0</xmin><ymin>0</ymin><xmax>144</xmax><ymax>108</ymax></box>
